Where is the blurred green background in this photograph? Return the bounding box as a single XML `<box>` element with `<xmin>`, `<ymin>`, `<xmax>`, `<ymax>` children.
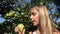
<box><xmin>0</xmin><ymin>0</ymin><xmax>60</xmax><ymax>34</ymax></box>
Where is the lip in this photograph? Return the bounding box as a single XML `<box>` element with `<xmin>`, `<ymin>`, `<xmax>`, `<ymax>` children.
<box><xmin>31</xmin><ymin>20</ymin><xmax>35</xmax><ymax>23</ymax></box>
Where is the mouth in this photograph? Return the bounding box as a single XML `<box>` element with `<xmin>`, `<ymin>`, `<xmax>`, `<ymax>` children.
<box><xmin>31</xmin><ymin>20</ymin><xmax>35</xmax><ymax>24</ymax></box>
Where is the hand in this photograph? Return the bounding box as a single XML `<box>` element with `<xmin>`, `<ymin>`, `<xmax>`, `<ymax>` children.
<box><xmin>15</xmin><ymin>26</ymin><xmax>25</xmax><ymax>34</ymax></box>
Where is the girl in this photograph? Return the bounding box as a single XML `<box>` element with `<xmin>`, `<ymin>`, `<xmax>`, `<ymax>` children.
<box><xmin>15</xmin><ymin>4</ymin><xmax>59</xmax><ymax>34</ymax></box>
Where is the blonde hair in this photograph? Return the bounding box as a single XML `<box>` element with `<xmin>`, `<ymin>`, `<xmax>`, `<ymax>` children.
<box><xmin>31</xmin><ymin>5</ymin><xmax>59</xmax><ymax>34</ymax></box>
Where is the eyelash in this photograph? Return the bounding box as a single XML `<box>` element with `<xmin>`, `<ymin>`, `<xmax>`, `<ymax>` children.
<box><xmin>29</xmin><ymin>12</ymin><xmax>36</xmax><ymax>16</ymax></box>
<box><xmin>32</xmin><ymin>13</ymin><xmax>36</xmax><ymax>16</ymax></box>
<box><xmin>30</xmin><ymin>13</ymin><xmax>36</xmax><ymax>16</ymax></box>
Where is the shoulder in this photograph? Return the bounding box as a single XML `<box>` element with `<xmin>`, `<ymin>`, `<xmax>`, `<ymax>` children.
<box><xmin>53</xmin><ymin>28</ymin><xmax>60</xmax><ymax>34</ymax></box>
<box><xmin>53</xmin><ymin>31</ymin><xmax>60</xmax><ymax>34</ymax></box>
<box><xmin>53</xmin><ymin>31</ymin><xmax>59</xmax><ymax>34</ymax></box>
<box><xmin>29</xmin><ymin>31</ymin><xmax>32</xmax><ymax>34</ymax></box>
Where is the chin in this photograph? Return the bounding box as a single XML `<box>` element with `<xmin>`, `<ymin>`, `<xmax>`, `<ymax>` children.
<box><xmin>33</xmin><ymin>24</ymin><xmax>39</xmax><ymax>27</ymax></box>
<box><xmin>33</xmin><ymin>24</ymin><xmax>37</xmax><ymax>27</ymax></box>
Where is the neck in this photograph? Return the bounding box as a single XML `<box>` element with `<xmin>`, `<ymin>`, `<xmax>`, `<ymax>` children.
<box><xmin>35</xmin><ymin>26</ymin><xmax>40</xmax><ymax>34</ymax></box>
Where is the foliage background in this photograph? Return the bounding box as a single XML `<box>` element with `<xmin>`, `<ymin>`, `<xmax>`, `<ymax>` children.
<box><xmin>0</xmin><ymin>0</ymin><xmax>60</xmax><ymax>34</ymax></box>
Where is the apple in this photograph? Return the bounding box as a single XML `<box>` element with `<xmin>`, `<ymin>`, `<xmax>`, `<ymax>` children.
<box><xmin>6</xmin><ymin>13</ymin><xmax>10</xmax><ymax>16</ymax></box>
<box><xmin>9</xmin><ymin>13</ymin><xmax>13</xmax><ymax>16</ymax></box>
<box><xmin>21</xmin><ymin>12</ymin><xmax>25</xmax><ymax>15</ymax></box>
<box><xmin>17</xmin><ymin>23</ymin><xmax>24</xmax><ymax>32</ymax></box>
<box><xmin>14</xmin><ymin>14</ymin><xmax>18</xmax><ymax>17</ymax></box>
<box><xmin>40</xmin><ymin>2</ymin><xmax>43</xmax><ymax>5</ymax></box>
<box><xmin>9</xmin><ymin>10</ymin><xmax>15</xmax><ymax>14</ymax></box>
<box><xmin>11</xmin><ymin>11</ymin><xmax>15</xmax><ymax>14</ymax></box>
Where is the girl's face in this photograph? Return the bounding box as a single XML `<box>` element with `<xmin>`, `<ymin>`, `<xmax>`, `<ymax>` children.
<box><xmin>30</xmin><ymin>7</ymin><xmax>40</xmax><ymax>26</ymax></box>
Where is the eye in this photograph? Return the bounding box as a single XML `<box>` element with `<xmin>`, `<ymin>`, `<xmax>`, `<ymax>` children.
<box><xmin>29</xmin><ymin>12</ymin><xmax>36</xmax><ymax>16</ymax></box>
<box><xmin>32</xmin><ymin>12</ymin><xmax>36</xmax><ymax>16</ymax></box>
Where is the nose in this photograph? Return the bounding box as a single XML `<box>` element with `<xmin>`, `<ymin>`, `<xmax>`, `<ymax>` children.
<box><xmin>30</xmin><ymin>15</ymin><xmax>33</xmax><ymax>20</ymax></box>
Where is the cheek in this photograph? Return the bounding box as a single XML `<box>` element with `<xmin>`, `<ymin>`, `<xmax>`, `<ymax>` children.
<box><xmin>34</xmin><ymin>13</ymin><xmax>40</xmax><ymax>25</ymax></box>
<box><xmin>36</xmin><ymin>16</ymin><xmax>39</xmax><ymax>23</ymax></box>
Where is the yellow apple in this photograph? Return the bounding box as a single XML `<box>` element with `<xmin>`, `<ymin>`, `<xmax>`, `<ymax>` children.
<box><xmin>11</xmin><ymin>11</ymin><xmax>15</xmax><ymax>14</ymax></box>
<box><xmin>17</xmin><ymin>23</ymin><xmax>24</xmax><ymax>32</ymax></box>
<box><xmin>6</xmin><ymin>13</ymin><xmax>10</xmax><ymax>16</ymax></box>
<box><xmin>40</xmin><ymin>2</ymin><xmax>43</xmax><ymax>5</ymax></box>
<box><xmin>9</xmin><ymin>10</ymin><xmax>15</xmax><ymax>14</ymax></box>
<box><xmin>21</xmin><ymin>12</ymin><xmax>25</xmax><ymax>15</ymax></box>
<box><xmin>14</xmin><ymin>14</ymin><xmax>18</xmax><ymax>17</ymax></box>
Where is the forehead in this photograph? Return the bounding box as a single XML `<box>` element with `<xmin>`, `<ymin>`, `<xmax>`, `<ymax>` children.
<box><xmin>29</xmin><ymin>7</ymin><xmax>38</xmax><ymax>13</ymax></box>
